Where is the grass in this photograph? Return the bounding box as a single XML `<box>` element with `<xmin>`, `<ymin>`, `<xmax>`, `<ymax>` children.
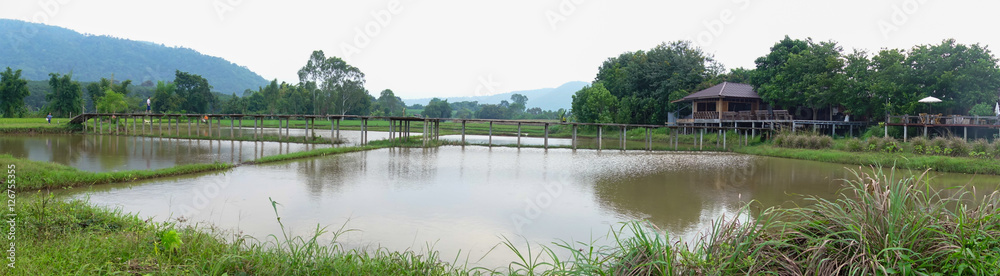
<box><xmin>4</xmin><ymin>194</ymin><xmax>472</xmax><ymax>275</ymax></box>
<box><xmin>1</xmin><ymin>153</ymin><xmax>234</xmax><ymax>191</ymax></box>
<box><xmin>492</xmin><ymin>167</ymin><xmax>1000</xmax><ymax>275</ymax></box>
<box><xmin>736</xmin><ymin>144</ymin><xmax>1000</xmax><ymax>175</ymax></box>
<box><xmin>0</xmin><ymin>118</ymin><xmax>74</xmax><ymax>133</ymax></box>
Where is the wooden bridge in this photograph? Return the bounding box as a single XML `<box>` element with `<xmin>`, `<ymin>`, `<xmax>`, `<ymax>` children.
<box><xmin>68</xmin><ymin>113</ymin><xmax>816</xmax><ymax>151</ymax></box>
<box><xmin>885</xmin><ymin>114</ymin><xmax>1000</xmax><ymax>141</ymax></box>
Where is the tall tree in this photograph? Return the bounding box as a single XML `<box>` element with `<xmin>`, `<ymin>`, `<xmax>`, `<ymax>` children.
<box><xmin>297</xmin><ymin>50</ymin><xmax>367</xmax><ymax>115</ymax></box>
<box><xmin>45</xmin><ymin>72</ymin><xmax>83</xmax><ymax>117</ymax></box>
<box><xmin>0</xmin><ymin>67</ymin><xmax>30</xmax><ymax>118</ymax></box>
<box><xmin>96</xmin><ymin>90</ymin><xmax>128</xmax><ymax>113</ymax></box>
<box><xmin>422</xmin><ymin>98</ymin><xmax>452</xmax><ymax>118</ymax></box>
<box><xmin>751</xmin><ymin>36</ymin><xmax>847</xmax><ymax>120</ymax></box>
<box><xmin>594</xmin><ymin>41</ymin><xmax>718</xmax><ymax>124</ymax></box>
<box><xmin>151</xmin><ymin>81</ymin><xmax>181</xmax><ymax>113</ymax></box>
<box><xmin>374</xmin><ymin>89</ymin><xmax>405</xmax><ymax>116</ymax></box>
<box><xmin>173</xmin><ymin>70</ymin><xmax>213</xmax><ymax>113</ymax></box>
<box><xmin>571</xmin><ymin>83</ymin><xmax>618</xmax><ymax>123</ymax></box>
<box><xmin>905</xmin><ymin>39</ymin><xmax>1000</xmax><ymax>114</ymax></box>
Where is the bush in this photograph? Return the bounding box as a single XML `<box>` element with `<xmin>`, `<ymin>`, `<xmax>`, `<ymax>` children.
<box><xmin>773</xmin><ymin>134</ymin><xmax>786</xmax><ymax>147</ymax></box>
<box><xmin>947</xmin><ymin>137</ymin><xmax>970</xmax><ymax>157</ymax></box>
<box><xmin>993</xmin><ymin>140</ymin><xmax>1000</xmax><ymax>158</ymax></box>
<box><xmin>909</xmin><ymin>137</ymin><xmax>929</xmax><ymax>154</ymax></box>
<box><xmin>929</xmin><ymin>137</ymin><xmax>950</xmax><ymax>155</ymax></box>
<box><xmin>845</xmin><ymin>138</ymin><xmax>863</xmax><ymax>152</ymax></box>
<box><xmin>970</xmin><ymin>139</ymin><xmax>991</xmax><ymax>158</ymax></box>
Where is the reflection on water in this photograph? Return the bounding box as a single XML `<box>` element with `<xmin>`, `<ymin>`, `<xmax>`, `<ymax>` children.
<box><xmin>61</xmin><ymin>146</ymin><xmax>1000</xmax><ymax>267</ymax></box>
<box><xmin>0</xmin><ymin>135</ymin><xmax>328</xmax><ymax>172</ymax></box>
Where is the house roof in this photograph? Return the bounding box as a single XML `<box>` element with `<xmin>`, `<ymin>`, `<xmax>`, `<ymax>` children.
<box><xmin>673</xmin><ymin>82</ymin><xmax>760</xmax><ymax>103</ymax></box>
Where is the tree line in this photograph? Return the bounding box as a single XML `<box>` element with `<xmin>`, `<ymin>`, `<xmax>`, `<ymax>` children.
<box><xmin>571</xmin><ymin>37</ymin><xmax>1000</xmax><ymax>124</ymax></box>
<box><xmin>1</xmin><ymin>49</ymin><xmax>567</xmax><ymax>119</ymax></box>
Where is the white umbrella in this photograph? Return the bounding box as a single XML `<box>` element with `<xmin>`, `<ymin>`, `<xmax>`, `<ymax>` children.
<box><xmin>918</xmin><ymin>96</ymin><xmax>942</xmax><ymax>114</ymax></box>
<box><xmin>918</xmin><ymin>96</ymin><xmax>942</xmax><ymax>103</ymax></box>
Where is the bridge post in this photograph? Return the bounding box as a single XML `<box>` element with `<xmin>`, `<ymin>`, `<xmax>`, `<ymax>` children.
<box><xmin>517</xmin><ymin>123</ymin><xmax>522</xmax><ymax>148</ymax></box>
<box><xmin>329</xmin><ymin>117</ymin><xmax>335</xmax><ymax>144</ymax></box>
<box><xmin>488</xmin><ymin>121</ymin><xmax>493</xmax><ymax>147</ymax></box>
<box><xmin>544</xmin><ymin>123</ymin><xmax>549</xmax><ymax>149</ymax></box>
<box><xmin>923</xmin><ymin>125</ymin><xmax>927</xmax><ymax>138</ymax></box>
<box><xmin>619</xmin><ymin>126</ymin><xmax>628</xmax><ymax>151</ymax></box>
<box><xmin>595</xmin><ymin>125</ymin><xmax>604</xmax><ymax>149</ymax></box>
<box><xmin>132</xmin><ymin>116</ymin><xmax>136</xmax><ymax>135</ymax></box>
<box><xmin>362</xmin><ymin>118</ymin><xmax>367</xmax><ymax>145</ymax></box>
<box><xmin>230</xmin><ymin>117</ymin><xmax>234</xmax><ymax>139</ymax></box>
<box><xmin>461</xmin><ymin>120</ymin><xmax>466</xmax><ymax>144</ymax></box>
<box><xmin>700</xmin><ymin>128</ymin><xmax>704</xmax><ymax>151</ymax></box>
<box><xmin>208</xmin><ymin>116</ymin><xmax>212</xmax><ymax>138</ymax></box>
<box><xmin>904</xmin><ymin>125</ymin><xmax>908</xmax><ymax>142</ymax></box>
<box><xmin>390</xmin><ymin>119</ymin><xmax>395</xmax><ymax>141</ymax></box>
<box><xmin>100</xmin><ymin>117</ymin><xmax>103</xmax><ymax>135</ymax></box>
<box><xmin>723</xmin><ymin>129</ymin><xmax>727</xmax><ymax>149</ymax></box>
<box><xmin>285</xmin><ymin>117</ymin><xmax>290</xmax><ymax>140</ymax></box>
<box><xmin>572</xmin><ymin>124</ymin><xmax>577</xmax><ymax>150</ymax></box>
<box><xmin>646</xmin><ymin>127</ymin><xmax>651</xmax><ymax>151</ymax></box>
<box><xmin>435</xmin><ymin>120</ymin><xmax>439</xmax><ymax>141</ymax></box>
<box><xmin>336</xmin><ymin>118</ymin><xmax>341</xmax><ymax>141</ymax></box>
<box><xmin>188</xmin><ymin>116</ymin><xmax>192</xmax><ymax>137</ymax></box>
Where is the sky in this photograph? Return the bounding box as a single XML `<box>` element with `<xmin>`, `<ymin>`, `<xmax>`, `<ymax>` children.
<box><xmin>0</xmin><ymin>0</ymin><xmax>995</xmax><ymax>99</ymax></box>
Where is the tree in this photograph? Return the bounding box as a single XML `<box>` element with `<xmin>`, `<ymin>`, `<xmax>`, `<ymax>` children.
<box><xmin>297</xmin><ymin>50</ymin><xmax>367</xmax><ymax>115</ymax></box>
<box><xmin>151</xmin><ymin>81</ymin><xmax>180</xmax><ymax>113</ymax></box>
<box><xmin>46</xmin><ymin>72</ymin><xmax>83</xmax><ymax>117</ymax></box>
<box><xmin>374</xmin><ymin>89</ymin><xmax>405</xmax><ymax>116</ymax></box>
<box><xmin>751</xmin><ymin>36</ymin><xmax>847</xmax><ymax>120</ymax></box>
<box><xmin>594</xmin><ymin>41</ymin><xmax>719</xmax><ymax>124</ymax></box>
<box><xmin>96</xmin><ymin>90</ymin><xmax>128</xmax><ymax>113</ymax></box>
<box><xmin>510</xmin><ymin>93</ymin><xmax>528</xmax><ymax>106</ymax></box>
<box><xmin>474</xmin><ymin>104</ymin><xmax>506</xmax><ymax>119</ymax></box>
<box><xmin>0</xmin><ymin>67</ymin><xmax>30</xmax><ymax>118</ymax></box>
<box><xmin>422</xmin><ymin>98</ymin><xmax>452</xmax><ymax>118</ymax></box>
<box><xmin>906</xmin><ymin>39</ymin><xmax>1000</xmax><ymax>114</ymax></box>
<box><xmin>571</xmin><ymin>83</ymin><xmax>618</xmax><ymax>123</ymax></box>
<box><xmin>174</xmin><ymin>70</ymin><xmax>213</xmax><ymax>113</ymax></box>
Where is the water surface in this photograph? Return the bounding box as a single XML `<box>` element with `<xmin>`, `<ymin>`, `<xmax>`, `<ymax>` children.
<box><xmin>61</xmin><ymin>146</ymin><xmax>1000</xmax><ymax>267</ymax></box>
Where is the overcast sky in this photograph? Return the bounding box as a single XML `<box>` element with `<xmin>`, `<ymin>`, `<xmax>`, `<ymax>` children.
<box><xmin>0</xmin><ymin>0</ymin><xmax>994</xmax><ymax>99</ymax></box>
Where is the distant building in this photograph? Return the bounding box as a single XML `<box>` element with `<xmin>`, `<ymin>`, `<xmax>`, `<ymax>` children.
<box><xmin>672</xmin><ymin>82</ymin><xmax>762</xmax><ymax>121</ymax></box>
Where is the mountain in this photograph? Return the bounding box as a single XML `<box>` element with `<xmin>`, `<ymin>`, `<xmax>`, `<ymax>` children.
<box><xmin>0</xmin><ymin>19</ymin><xmax>269</xmax><ymax>93</ymax></box>
<box><xmin>405</xmin><ymin>81</ymin><xmax>588</xmax><ymax>111</ymax></box>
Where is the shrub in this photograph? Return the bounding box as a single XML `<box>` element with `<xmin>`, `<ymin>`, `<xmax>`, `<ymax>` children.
<box><xmin>947</xmin><ymin>137</ymin><xmax>970</xmax><ymax>157</ymax></box>
<box><xmin>993</xmin><ymin>139</ymin><xmax>1000</xmax><ymax>158</ymax></box>
<box><xmin>970</xmin><ymin>139</ymin><xmax>991</xmax><ymax>158</ymax></box>
<box><xmin>929</xmin><ymin>137</ymin><xmax>949</xmax><ymax>155</ymax></box>
<box><xmin>845</xmin><ymin>138</ymin><xmax>863</xmax><ymax>152</ymax></box>
<box><xmin>909</xmin><ymin>137</ymin><xmax>929</xmax><ymax>154</ymax></box>
<box><xmin>819</xmin><ymin>136</ymin><xmax>833</xmax><ymax>149</ymax></box>
<box><xmin>790</xmin><ymin>135</ymin><xmax>807</xmax><ymax>149</ymax></box>
<box><xmin>773</xmin><ymin>134</ymin><xmax>786</xmax><ymax>147</ymax></box>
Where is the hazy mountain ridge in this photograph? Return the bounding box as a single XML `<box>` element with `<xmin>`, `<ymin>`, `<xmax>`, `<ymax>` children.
<box><xmin>405</xmin><ymin>81</ymin><xmax>588</xmax><ymax>111</ymax></box>
<box><xmin>0</xmin><ymin>19</ymin><xmax>269</xmax><ymax>93</ymax></box>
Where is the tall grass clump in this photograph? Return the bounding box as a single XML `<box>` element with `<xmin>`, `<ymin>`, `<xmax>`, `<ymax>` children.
<box><xmin>845</xmin><ymin>137</ymin><xmax>863</xmax><ymax>152</ymax></box>
<box><xmin>948</xmin><ymin>137</ymin><xmax>971</xmax><ymax>157</ymax></box>
<box><xmin>773</xmin><ymin>132</ymin><xmax>833</xmax><ymax>150</ymax></box>
<box><xmin>697</xmin><ymin>168</ymin><xmax>1000</xmax><ymax>275</ymax></box>
<box><xmin>910</xmin><ymin>136</ymin><xmax>930</xmax><ymax>154</ymax></box>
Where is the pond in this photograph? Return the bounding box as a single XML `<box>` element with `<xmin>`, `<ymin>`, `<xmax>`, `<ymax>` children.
<box><xmin>0</xmin><ymin>134</ymin><xmax>328</xmax><ymax>172</ymax></box>
<box><xmin>59</xmin><ymin>146</ymin><xmax>1000</xmax><ymax>267</ymax></box>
